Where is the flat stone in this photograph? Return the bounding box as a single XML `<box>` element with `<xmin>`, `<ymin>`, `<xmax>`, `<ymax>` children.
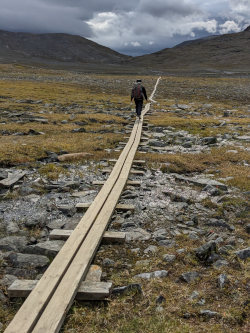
<box><xmin>174</xmin><ymin>174</ymin><xmax>227</xmax><ymax>191</ymax></box>
<box><xmin>57</xmin><ymin>204</ymin><xmax>76</xmax><ymax>217</ymax></box>
<box><xmin>46</xmin><ymin>220</ymin><xmax>66</xmax><ymax>229</ymax></box>
<box><xmin>0</xmin><ymin>236</ymin><xmax>28</xmax><ymax>252</ymax></box>
<box><xmin>0</xmin><ymin>171</ymin><xmax>27</xmax><ymax>188</ymax></box>
<box><xmin>102</xmin><ymin>258</ymin><xmax>115</xmax><ymax>267</ymax></box>
<box><xmin>112</xmin><ymin>283</ymin><xmax>142</xmax><ymax>295</ymax></box>
<box><xmin>200</xmin><ymin>310</ymin><xmax>221</xmax><ymax>318</ymax></box>
<box><xmin>5</xmin><ymin>253</ymin><xmax>49</xmax><ymax>271</ymax></box>
<box><xmin>0</xmin><ymin>274</ymin><xmax>17</xmax><ymax>287</ymax></box>
<box><xmin>162</xmin><ymin>254</ymin><xmax>176</xmax><ymax>263</ymax></box>
<box><xmin>144</xmin><ymin>245</ymin><xmax>158</xmax><ymax>254</ymax></box>
<box><xmin>158</xmin><ymin>239</ymin><xmax>176</xmax><ymax>248</ymax></box>
<box><xmin>213</xmin><ymin>259</ymin><xmax>229</xmax><ymax>269</ymax></box>
<box><xmin>25</xmin><ymin>240</ymin><xmax>64</xmax><ymax>257</ymax></box>
<box><xmin>134</xmin><ymin>270</ymin><xmax>168</xmax><ymax>280</ymax></box>
<box><xmin>179</xmin><ymin>271</ymin><xmax>199</xmax><ymax>283</ymax></box>
<box><xmin>25</xmin><ymin>211</ymin><xmax>47</xmax><ymax>228</ymax></box>
<box><xmin>125</xmin><ymin>228</ymin><xmax>151</xmax><ymax>241</ymax></box>
<box><xmin>235</xmin><ymin>247</ymin><xmax>250</xmax><ymax>260</ymax></box>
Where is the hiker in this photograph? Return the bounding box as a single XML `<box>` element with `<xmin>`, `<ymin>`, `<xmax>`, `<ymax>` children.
<box><xmin>131</xmin><ymin>79</ymin><xmax>147</xmax><ymax>119</ymax></box>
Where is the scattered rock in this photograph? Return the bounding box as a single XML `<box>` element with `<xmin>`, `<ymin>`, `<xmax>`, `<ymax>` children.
<box><xmin>235</xmin><ymin>247</ymin><xmax>250</xmax><ymax>260</ymax></box>
<box><xmin>179</xmin><ymin>271</ymin><xmax>200</xmax><ymax>283</ymax></box>
<box><xmin>195</xmin><ymin>241</ymin><xmax>217</xmax><ymax>263</ymax></box>
<box><xmin>218</xmin><ymin>274</ymin><xmax>228</xmax><ymax>289</ymax></box>
<box><xmin>156</xmin><ymin>295</ymin><xmax>166</xmax><ymax>304</ymax></box>
<box><xmin>134</xmin><ymin>270</ymin><xmax>168</xmax><ymax>280</ymax></box>
<box><xmin>200</xmin><ymin>310</ymin><xmax>221</xmax><ymax>318</ymax></box>
<box><xmin>102</xmin><ymin>258</ymin><xmax>115</xmax><ymax>267</ymax></box>
<box><xmin>144</xmin><ymin>245</ymin><xmax>158</xmax><ymax>254</ymax></box>
<box><xmin>213</xmin><ymin>260</ymin><xmax>229</xmax><ymax>269</ymax></box>
<box><xmin>57</xmin><ymin>204</ymin><xmax>76</xmax><ymax>217</ymax></box>
<box><xmin>5</xmin><ymin>253</ymin><xmax>49</xmax><ymax>271</ymax></box>
<box><xmin>245</xmin><ymin>224</ymin><xmax>250</xmax><ymax>234</ymax></box>
<box><xmin>125</xmin><ymin>228</ymin><xmax>151</xmax><ymax>241</ymax></box>
<box><xmin>158</xmin><ymin>239</ymin><xmax>175</xmax><ymax>248</ymax></box>
<box><xmin>25</xmin><ymin>240</ymin><xmax>64</xmax><ymax>257</ymax></box>
<box><xmin>162</xmin><ymin>254</ymin><xmax>176</xmax><ymax>263</ymax></box>
<box><xmin>0</xmin><ymin>236</ymin><xmax>28</xmax><ymax>252</ymax></box>
<box><xmin>0</xmin><ymin>274</ymin><xmax>17</xmax><ymax>287</ymax></box>
<box><xmin>0</xmin><ymin>171</ymin><xmax>27</xmax><ymax>188</ymax></box>
<box><xmin>189</xmin><ymin>291</ymin><xmax>199</xmax><ymax>300</ymax></box>
<box><xmin>112</xmin><ymin>283</ymin><xmax>142</xmax><ymax>295</ymax></box>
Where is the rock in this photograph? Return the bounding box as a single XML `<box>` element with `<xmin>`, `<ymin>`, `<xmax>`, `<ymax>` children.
<box><xmin>177</xmin><ymin>104</ymin><xmax>191</xmax><ymax>110</ymax></box>
<box><xmin>125</xmin><ymin>228</ymin><xmax>151</xmax><ymax>241</ymax></box>
<box><xmin>0</xmin><ymin>290</ymin><xmax>7</xmax><ymax>303</ymax></box>
<box><xmin>0</xmin><ymin>274</ymin><xmax>17</xmax><ymax>287</ymax></box>
<box><xmin>25</xmin><ymin>240</ymin><xmax>64</xmax><ymax>257</ymax></box>
<box><xmin>213</xmin><ymin>260</ymin><xmax>229</xmax><ymax>269</ymax></box>
<box><xmin>46</xmin><ymin>219</ymin><xmax>66</xmax><ymax>229</ymax></box>
<box><xmin>149</xmin><ymin>140</ymin><xmax>165</xmax><ymax>147</ymax></box>
<box><xmin>0</xmin><ymin>169</ymin><xmax>8</xmax><ymax>180</ymax></box>
<box><xmin>188</xmin><ymin>291</ymin><xmax>199</xmax><ymax>300</ymax></box>
<box><xmin>112</xmin><ymin>283</ymin><xmax>142</xmax><ymax>295</ymax></box>
<box><xmin>205</xmin><ymin>219</ymin><xmax>234</xmax><ymax>231</ymax></box>
<box><xmin>200</xmin><ymin>310</ymin><xmax>221</xmax><ymax>318</ymax></box>
<box><xmin>153</xmin><ymin>228</ymin><xmax>167</xmax><ymax>241</ymax></box>
<box><xmin>158</xmin><ymin>239</ymin><xmax>175</xmax><ymax>248</ymax></box>
<box><xmin>201</xmin><ymin>137</ymin><xmax>217</xmax><ymax>145</ymax></box>
<box><xmin>195</xmin><ymin>241</ymin><xmax>217</xmax><ymax>263</ymax></box>
<box><xmin>28</xmin><ymin>129</ymin><xmax>44</xmax><ymax>135</ymax></box>
<box><xmin>179</xmin><ymin>271</ymin><xmax>199</xmax><ymax>283</ymax></box>
<box><xmin>0</xmin><ymin>236</ymin><xmax>28</xmax><ymax>252</ymax></box>
<box><xmin>24</xmin><ymin>212</ymin><xmax>47</xmax><ymax>228</ymax></box>
<box><xmin>134</xmin><ymin>270</ymin><xmax>168</xmax><ymax>280</ymax></box>
<box><xmin>162</xmin><ymin>254</ymin><xmax>176</xmax><ymax>263</ymax></box>
<box><xmin>57</xmin><ymin>204</ymin><xmax>76</xmax><ymax>217</ymax></box>
<box><xmin>102</xmin><ymin>258</ymin><xmax>115</xmax><ymax>267</ymax></box>
<box><xmin>245</xmin><ymin>224</ymin><xmax>250</xmax><ymax>234</ymax></box>
<box><xmin>202</xmin><ymin>184</ymin><xmax>220</xmax><ymax>196</ymax></box>
<box><xmin>156</xmin><ymin>295</ymin><xmax>166</xmax><ymax>304</ymax></box>
<box><xmin>0</xmin><ymin>171</ymin><xmax>27</xmax><ymax>188</ymax></box>
<box><xmin>71</xmin><ymin>128</ymin><xmax>86</xmax><ymax>133</ymax></box>
<box><xmin>5</xmin><ymin>253</ymin><xmax>49</xmax><ymax>271</ymax></box>
<box><xmin>218</xmin><ymin>274</ymin><xmax>228</xmax><ymax>289</ymax></box>
<box><xmin>174</xmin><ymin>174</ymin><xmax>227</xmax><ymax>191</ymax></box>
<box><xmin>235</xmin><ymin>247</ymin><xmax>250</xmax><ymax>260</ymax></box>
<box><xmin>5</xmin><ymin>220</ymin><xmax>20</xmax><ymax>234</ymax></box>
<box><xmin>144</xmin><ymin>245</ymin><xmax>158</xmax><ymax>254</ymax></box>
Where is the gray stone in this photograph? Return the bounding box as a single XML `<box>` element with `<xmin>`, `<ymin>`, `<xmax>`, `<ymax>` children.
<box><xmin>235</xmin><ymin>247</ymin><xmax>250</xmax><ymax>260</ymax></box>
<box><xmin>189</xmin><ymin>291</ymin><xmax>199</xmax><ymax>300</ymax></box>
<box><xmin>201</xmin><ymin>137</ymin><xmax>217</xmax><ymax>145</ymax></box>
<box><xmin>213</xmin><ymin>260</ymin><xmax>229</xmax><ymax>269</ymax></box>
<box><xmin>46</xmin><ymin>219</ymin><xmax>66</xmax><ymax>229</ymax></box>
<box><xmin>162</xmin><ymin>254</ymin><xmax>176</xmax><ymax>263</ymax></box>
<box><xmin>153</xmin><ymin>228</ymin><xmax>167</xmax><ymax>240</ymax></box>
<box><xmin>0</xmin><ymin>169</ymin><xmax>8</xmax><ymax>180</ymax></box>
<box><xmin>195</xmin><ymin>241</ymin><xmax>217</xmax><ymax>263</ymax></box>
<box><xmin>218</xmin><ymin>274</ymin><xmax>228</xmax><ymax>289</ymax></box>
<box><xmin>125</xmin><ymin>228</ymin><xmax>151</xmax><ymax>241</ymax></box>
<box><xmin>5</xmin><ymin>220</ymin><xmax>20</xmax><ymax>234</ymax></box>
<box><xmin>144</xmin><ymin>245</ymin><xmax>158</xmax><ymax>254</ymax></box>
<box><xmin>179</xmin><ymin>271</ymin><xmax>199</xmax><ymax>283</ymax></box>
<box><xmin>134</xmin><ymin>270</ymin><xmax>168</xmax><ymax>280</ymax></box>
<box><xmin>245</xmin><ymin>224</ymin><xmax>250</xmax><ymax>234</ymax></box>
<box><xmin>200</xmin><ymin>310</ymin><xmax>221</xmax><ymax>318</ymax></box>
<box><xmin>112</xmin><ymin>283</ymin><xmax>142</xmax><ymax>295</ymax></box>
<box><xmin>5</xmin><ymin>253</ymin><xmax>49</xmax><ymax>271</ymax></box>
<box><xmin>25</xmin><ymin>240</ymin><xmax>64</xmax><ymax>257</ymax></box>
<box><xmin>25</xmin><ymin>211</ymin><xmax>47</xmax><ymax>228</ymax></box>
<box><xmin>158</xmin><ymin>239</ymin><xmax>175</xmax><ymax>248</ymax></box>
<box><xmin>0</xmin><ymin>171</ymin><xmax>27</xmax><ymax>188</ymax></box>
<box><xmin>0</xmin><ymin>236</ymin><xmax>28</xmax><ymax>252</ymax></box>
<box><xmin>103</xmin><ymin>258</ymin><xmax>115</xmax><ymax>267</ymax></box>
<box><xmin>0</xmin><ymin>290</ymin><xmax>7</xmax><ymax>303</ymax></box>
<box><xmin>0</xmin><ymin>274</ymin><xmax>17</xmax><ymax>287</ymax></box>
<box><xmin>156</xmin><ymin>295</ymin><xmax>166</xmax><ymax>304</ymax></box>
<box><xmin>57</xmin><ymin>204</ymin><xmax>76</xmax><ymax>217</ymax></box>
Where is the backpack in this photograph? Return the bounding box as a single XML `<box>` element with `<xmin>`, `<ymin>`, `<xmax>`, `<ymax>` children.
<box><xmin>133</xmin><ymin>84</ymin><xmax>143</xmax><ymax>99</ymax></box>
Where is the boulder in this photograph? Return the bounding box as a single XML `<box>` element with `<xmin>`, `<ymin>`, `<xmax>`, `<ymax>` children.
<box><xmin>5</xmin><ymin>253</ymin><xmax>49</xmax><ymax>271</ymax></box>
<box><xmin>195</xmin><ymin>241</ymin><xmax>217</xmax><ymax>263</ymax></box>
<box><xmin>0</xmin><ymin>236</ymin><xmax>28</xmax><ymax>252</ymax></box>
<box><xmin>179</xmin><ymin>271</ymin><xmax>199</xmax><ymax>283</ymax></box>
<box><xmin>235</xmin><ymin>247</ymin><xmax>250</xmax><ymax>260</ymax></box>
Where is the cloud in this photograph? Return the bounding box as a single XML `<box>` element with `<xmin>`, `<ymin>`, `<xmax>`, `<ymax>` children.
<box><xmin>219</xmin><ymin>20</ymin><xmax>241</xmax><ymax>34</ymax></box>
<box><xmin>0</xmin><ymin>0</ymin><xmax>250</xmax><ymax>56</ymax></box>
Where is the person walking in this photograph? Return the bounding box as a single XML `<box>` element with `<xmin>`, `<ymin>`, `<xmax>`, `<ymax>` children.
<box><xmin>131</xmin><ymin>79</ymin><xmax>147</xmax><ymax>119</ymax></box>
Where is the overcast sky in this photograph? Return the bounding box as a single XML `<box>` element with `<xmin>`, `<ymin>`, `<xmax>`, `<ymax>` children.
<box><xmin>0</xmin><ymin>0</ymin><xmax>249</xmax><ymax>56</ymax></box>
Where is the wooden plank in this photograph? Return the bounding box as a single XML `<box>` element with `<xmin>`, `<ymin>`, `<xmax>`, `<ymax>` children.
<box><xmin>50</xmin><ymin>230</ymin><xmax>126</xmax><ymax>244</ymax></box>
<box><xmin>8</xmin><ymin>280</ymin><xmax>112</xmax><ymax>301</ymax></box>
<box><xmin>102</xmin><ymin>168</ymin><xmax>144</xmax><ymax>175</ymax></box>
<box><xmin>31</xmin><ymin>110</ymin><xmax>144</xmax><ymax>333</ymax></box>
<box><xmin>4</xmin><ymin>120</ymin><xmax>141</xmax><ymax>333</ymax></box>
<box><xmin>109</xmin><ymin>159</ymin><xmax>145</xmax><ymax>165</ymax></box>
<box><xmin>93</xmin><ymin>180</ymin><xmax>141</xmax><ymax>186</ymax></box>
<box><xmin>76</xmin><ymin>203</ymin><xmax>135</xmax><ymax>212</ymax></box>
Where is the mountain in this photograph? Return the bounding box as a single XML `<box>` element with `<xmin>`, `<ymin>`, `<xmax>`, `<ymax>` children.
<box><xmin>0</xmin><ymin>30</ymin><xmax>130</xmax><ymax>65</ymax></box>
<box><xmin>130</xmin><ymin>27</ymin><xmax>250</xmax><ymax>71</ymax></box>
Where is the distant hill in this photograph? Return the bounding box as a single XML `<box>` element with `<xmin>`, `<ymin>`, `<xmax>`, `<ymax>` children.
<box><xmin>0</xmin><ymin>30</ymin><xmax>130</xmax><ymax>65</ymax></box>
<box><xmin>0</xmin><ymin>27</ymin><xmax>249</xmax><ymax>72</ymax></box>
<box><xmin>130</xmin><ymin>26</ymin><xmax>250</xmax><ymax>71</ymax></box>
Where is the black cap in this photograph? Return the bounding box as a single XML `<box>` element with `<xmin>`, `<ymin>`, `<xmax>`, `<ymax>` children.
<box><xmin>136</xmin><ymin>79</ymin><xmax>142</xmax><ymax>82</ymax></box>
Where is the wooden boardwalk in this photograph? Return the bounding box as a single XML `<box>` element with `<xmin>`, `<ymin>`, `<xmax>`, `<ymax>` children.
<box><xmin>5</xmin><ymin>77</ymin><xmax>161</xmax><ymax>333</ymax></box>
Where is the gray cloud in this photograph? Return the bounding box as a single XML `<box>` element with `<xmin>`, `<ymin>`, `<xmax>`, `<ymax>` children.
<box><xmin>0</xmin><ymin>0</ymin><xmax>249</xmax><ymax>56</ymax></box>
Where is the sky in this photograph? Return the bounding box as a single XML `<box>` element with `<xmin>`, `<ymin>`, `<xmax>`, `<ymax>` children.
<box><xmin>0</xmin><ymin>0</ymin><xmax>249</xmax><ymax>56</ymax></box>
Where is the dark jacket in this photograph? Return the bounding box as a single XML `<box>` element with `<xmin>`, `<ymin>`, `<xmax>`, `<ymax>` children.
<box><xmin>131</xmin><ymin>84</ymin><xmax>147</xmax><ymax>101</ymax></box>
